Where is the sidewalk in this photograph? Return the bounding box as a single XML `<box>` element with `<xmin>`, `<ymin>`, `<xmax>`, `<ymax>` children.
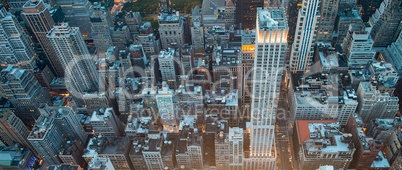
<box><xmin>289</xmin><ymin>135</ymin><xmax>299</xmax><ymax>170</ymax></box>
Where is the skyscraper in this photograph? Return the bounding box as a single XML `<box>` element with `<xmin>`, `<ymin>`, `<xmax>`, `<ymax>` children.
<box><xmin>290</xmin><ymin>0</ymin><xmax>320</xmax><ymax>72</ymax></box>
<box><xmin>90</xmin><ymin>3</ymin><xmax>113</xmax><ymax>53</ymax></box>
<box><xmin>341</xmin><ymin>25</ymin><xmax>375</xmax><ymax>68</ymax></box>
<box><xmin>246</xmin><ymin>7</ymin><xmax>288</xmax><ymax>169</ymax></box>
<box><xmin>47</xmin><ymin>23</ymin><xmax>99</xmax><ymax>94</ymax></box>
<box><xmin>54</xmin><ymin>0</ymin><xmax>93</xmax><ymax>39</ymax></box>
<box><xmin>0</xmin><ymin>66</ymin><xmax>52</xmax><ymax>127</ymax></box>
<box><xmin>0</xmin><ymin>108</ymin><xmax>37</xmax><ymax>156</ymax></box>
<box><xmin>0</xmin><ymin>4</ymin><xmax>37</xmax><ymax>70</ymax></box>
<box><xmin>158</xmin><ymin>49</ymin><xmax>177</xmax><ymax>88</ymax></box>
<box><xmin>158</xmin><ymin>12</ymin><xmax>184</xmax><ymax>49</ymax></box>
<box><xmin>23</xmin><ymin>0</ymin><xmax>64</xmax><ymax>77</ymax></box>
<box><xmin>156</xmin><ymin>82</ymin><xmax>176</xmax><ymax>129</ymax></box>
<box><xmin>316</xmin><ymin>0</ymin><xmax>339</xmax><ymax>42</ymax></box>
<box><xmin>369</xmin><ymin>0</ymin><xmax>402</xmax><ymax>47</ymax></box>
<box><xmin>235</xmin><ymin>0</ymin><xmax>264</xmax><ymax>30</ymax></box>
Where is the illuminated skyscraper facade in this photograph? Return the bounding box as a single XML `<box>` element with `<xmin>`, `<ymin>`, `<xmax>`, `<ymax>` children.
<box><xmin>290</xmin><ymin>0</ymin><xmax>320</xmax><ymax>72</ymax></box>
<box><xmin>47</xmin><ymin>23</ymin><xmax>99</xmax><ymax>94</ymax></box>
<box><xmin>23</xmin><ymin>0</ymin><xmax>64</xmax><ymax>77</ymax></box>
<box><xmin>246</xmin><ymin>7</ymin><xmax>288</xmax><ymax>169</ymax></box>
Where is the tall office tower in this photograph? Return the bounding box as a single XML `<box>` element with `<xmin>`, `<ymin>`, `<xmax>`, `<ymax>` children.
<box><xmin>0</xmin><ymin>4</ymin><xmax>37</xmax><ymax>70</ymax></box>
<box><xmin>290</xmin><ymin>0</ymin><xmax>320</xmax><ymax>72</ymax></box>
<box><xmin>7</xmin><ymin>0</ymin><xmax>26</xmax><ymax>11</ymax></box>
<box><xmin>0</xmin><ymin>66</ymin><xmax>51</xmax><ymax>127</ymax></box>
<box><xmin>160</xmin><ymin>0</ymin><xmax>172</xmax><ymax>14</ymax></box>
<box><xmin>156</xmin><ymin>82</ymin><xmax>176</xmax><ymax>130</ymax></box>
<box><xmin>334</xmin><ymin>9</ymin><xmax>363</xmax><ymax>45</ymax></box>
<box><xmin>356</xmin><ymin>82</ymin><xmax>399</xmax><ymax>123</ymax></box>
<box><xmin>338</xmin><ymin>0</ymin><xmax>358</xmax><ymax>12</ymax></box>
<box><xmin>54</xmin><ymin>0</ymin><xmax>92</xmax><ymax>39</ymax></box>
<box><xmin>361</xmin><ymin>0</ymin><xmax>384</xmax><ymax>22</ymax></box>
<box><xmin>235</xmin><ymin>0</ymin><xmax>264</xmax><ymax>30</ymax></box>
<box><xmin>316</xmin><ymin>0</ymin><xmax>339</xmax><ymax>42</ymax></box>
<box><xmin>23</xmin><ymin>0</ymin><xmax>64</xmax><ymax>77</ymax></box>
<box><xmin>47</xmin><ymin>23</ymin><xmax>99</xmax><ymax>94</ymax></box>
<box><xmin>90</xmin><ymin>108</ymin><xmax>124</xmax><ymax>137</ymax></box>
<box><xmin>341</xmin><ymin>26</ymin><xmax>375</xmax><ymax>68</ymax></box>
<box><xmin>225</xmin><ymin>0</ymin><xmax>236</xmax><ymax>28</ymax></box>
<box><xmin>191</xmin><ymin>6</ymin><xmax>204</xmax><ymax>52</ymax></box>
<box><xmin>90</xmin><ymin>3</ymin><xmax>113</xmax><ymax>53</ymax></box>
<box><xmin>246</xmin><ymin>7</ymin><xmax>288</xmax><ymax>169</ymax></box>
<box><xmin>369</xmin><ymin>0</ymin><xmax>402</xmax><ymax>47</ymax></box>
<box><xmin>110</xmin><ymin>22</ymin><xmax>132</xmax><ymax>50</ymax></box>
<box><xmin>158</xmin><ymin>49</ymin><xmax>177</xmax><ymax>88</ymax></box>
<box><xmin>28</xmin><ymin>115</ymin><xmax>66</xmax><ymax>164</ymax></box>
<box><xmin>125</xmin><ymin>11</ymin><xmax>142</xmax><ymax>35</ymax></box>
<box><xmin>0</xmin><ymin>109</ymin><xmax>37</xmax><ymax>156</ymax></box>
<box><xmin>381</xmin><ymin>31</ymin><xmax>402</xmax><ymax>75</ymax></box>
<box><xmin>39</xmin><ymin>105</ymin><xmax>86</xmax><ymax>142</ymax></box>
<box><xmin>240</xmin><ymin>30</ymin><xmax>256</xmax><ymax>118</ymax></box>
<box><xmin>158</xmin><ymin>12</ymin><xmax>184</xmax><ymax>49</ymax></box>
<box><xmin>228</xmin><ymin>127</ymin><xmax>244</xmax><ymax>169</ymax></box>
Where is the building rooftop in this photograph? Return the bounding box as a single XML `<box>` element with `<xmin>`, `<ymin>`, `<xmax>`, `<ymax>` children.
<box><xmin>28</xmin><ymin>115</ymin><xmax>53</xmax><ymax>139</ymax></box>
<box><xmin>295</xmin><ymin>120</ymin><xmax>338</xmax><ymax>144</ymax></box>
<box><xmin>205</xmin><ymin>89</ymin><xmax>238</xmax><ymax>106</ymax></box>
<box><xmin>48</xmin><ymin>164</ymin><xmax>81</xmax><ymax>170</ymax></box>
<box><xmin>370</xmin><ymin>152</ymin><xmax>390</xmax><ymax>168</ymax></box>
<box><xmin>126</xmin><ymin>116</ymin><xmax>153</xmax><ymax>134</ymax></box>
<box><xmin>0</xmin><ymin>145</ymin><xmax>33</xmax><ymax>168</ymax></box>
<box><xmin>158</xmin><ymin>48</ymin><xmax>175</xmax><ymax>60</ymax></box>
<box><xmin>158</xmin><ymin>11</ymin><xmax>180</xmax><ymax>23</ymax></box>
<box><xmin>316</xmin><ymin>42</ymin><xmax>339</xmax><ymax>68</ymax></box>
<box><xmin>90</xmin><ymin>108</ymin><xmax>113</xmax><ymax>122</ymax></box>
<box><xmin>257</xmin><ymin>7</ymin><xmax>288</xmax><ymax>30</ymax></box>
<box><xmin>296</xmin><ymin>120</ymin><xmax>355</xmax><ymax>153</ymax></box>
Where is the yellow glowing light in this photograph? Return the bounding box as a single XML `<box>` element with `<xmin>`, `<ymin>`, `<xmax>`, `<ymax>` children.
<box><xmin>242</xmin><ymin>45</ymin><xmax>255</xmax><ymax>52</ymax></box>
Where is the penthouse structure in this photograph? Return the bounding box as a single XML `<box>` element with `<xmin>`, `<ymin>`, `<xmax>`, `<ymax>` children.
<box><xmin>205</xmin><ymin>89</ymin><xmax>239</xmax><ymax>127</ymax></box>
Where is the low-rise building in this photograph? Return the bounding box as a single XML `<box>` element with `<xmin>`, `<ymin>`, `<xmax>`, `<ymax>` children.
<box><xmin>294</xmin><ymin>120</ymin><xmax>356</xmax><ymax>170</ymax></box>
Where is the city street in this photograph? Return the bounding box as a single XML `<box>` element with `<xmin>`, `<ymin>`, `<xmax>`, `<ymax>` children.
<box><xmin>276</xmin><ymin>72</ymin><xmax>293</xmax><ymax>170</ymax></box>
